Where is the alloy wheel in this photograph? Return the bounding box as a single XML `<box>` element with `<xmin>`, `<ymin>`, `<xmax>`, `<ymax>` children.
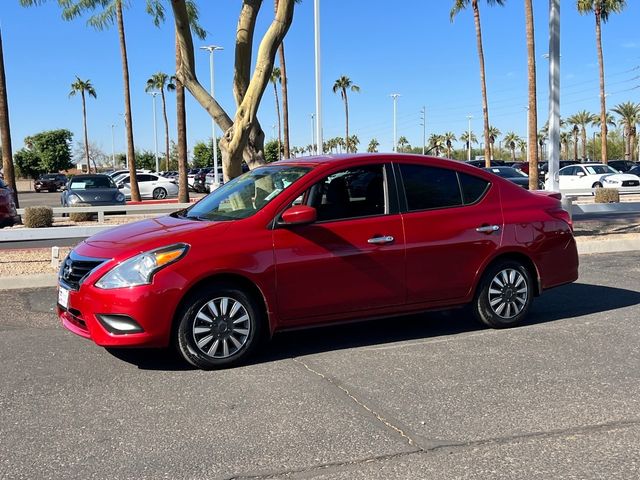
<box><xmin>191</xmin><ymin>297</ymin><xmax>251</xmax><ymax>359</ymax></box>
<box><xmin>487</xmin><ymin>268</ymin><xmax>528</xmax><ymax>319</ymax></box>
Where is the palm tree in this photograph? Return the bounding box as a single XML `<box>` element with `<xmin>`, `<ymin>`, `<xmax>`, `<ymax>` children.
<box><xmin>559</xmin><ymin>131</ymin><xmax>572</xmax><ymax>160</ymax></box>
<box><xmin>367</xmin><ymin>138</ymin><xmax>380</xmax><ymax>153</ymax></box>
<box><xmin>568</xmin><ymin>110</ymin><xmax>596</xmax><ymax>160</ymax></box>
<box><xmin>537</xmin><ymin>130</ymin><xmax>548</xmax><ymax>162</ymax></box>
<box><xmin>460</xmin><ymin>131</ymin><xmax>478</xmax><ymax>153</ymax></box>
<box><xmin>145</xmin><ymin>73</ymin><xmax>175</xmax><ymax>171</ymax></box>
<box><xmin>347</xmin><ymin>134</ymin><xmax>360</xmax><ymax>153</ymax></box>
<box><xmin>488</xmin><ymin>126</ymin><xmax>500</xmax><ymax>160</ymax></box>
<box><xmin>517</xmin><ymin>138</ymin><xmax>528</xmax><ymax>158</ymax></box>
<box><xmin>428</xmin><ymin>134</ymin><xmax>444</xmax><ymax>156</ymax></box>
<box><xmin>332</xmin><ymin>76</ymin><xmax>360</xmax><ymax>153</ymax></box>
<box><xmin>270</xmin><ymin>67</ymin><xmax>282</xmax><ymax>161</ymax></box>
<box><xmin>524</xmin><ymin>0</ymin><xmax>539</xmax><ymax>189</ymax></box>
<box><xmin>443</xmin><ymin>132</ymin><xmax>457</xmax><ymax>158</ymax></box>
<box><xmin>451</xmin><ymin>0</ymin><xmax>506</xmax><ymax>167</ymax></box>
<box><xmin>22</xmin><ymin>0</ymin><xmax>142</xmax><ymax>201</ymax></box>
<box><xmin>0</xmin><ymin>29</ymin><xmax>17</xmax><ymax>207</ymax></box>
<box><xmin>503</xmin><ymin>132</ymin><xmax>521</xmax><ymax>161</ymax></box>
<box><xmin>397</xmin><ymin>136</ymin><xmax>410</xmax><ymax>153</ymax></box>
<box><xmin>612</xmin><ymin>102</ymin><xmax>640</xmax><ymax>160</ymax></box>
<box><xmin>69</xmin><ymin>77</ymin><xmax>97</xmax><ymax>174</ymax></box>
<box><xmin>577</xmin><ymin>0</ymin><xmax>627</xmax><ymax>163</ymax></box>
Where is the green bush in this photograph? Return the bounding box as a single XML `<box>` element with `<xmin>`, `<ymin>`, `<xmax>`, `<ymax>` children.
<box><xmin>23</xmin><ymin>206</ymin><xmax>53</xmax><ymax>228</ymax></box>
<box><xmin>594</xmin><ymin>188</ymin><xmax>619</xmax><ymax>203</ymax></box>
<box><xmin>69</xmin><ymin>203</ymin><xmax>94</xmax><ymax>222</ymax></box>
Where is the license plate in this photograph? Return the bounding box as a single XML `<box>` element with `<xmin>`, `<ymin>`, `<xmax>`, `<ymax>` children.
<box><xmin>58</xmin><ymin>285</ymin><xmax>69</xmax><ymax>309</ymax></box>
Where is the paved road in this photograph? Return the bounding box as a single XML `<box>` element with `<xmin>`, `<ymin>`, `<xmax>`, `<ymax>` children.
<box><xmin>16</xmin><ymin>190</ymin><xmax>63</xmax><ymax>208</ymax></box>
<box><xmin>1</xmin><ymin>253</ymin><xmax>640</xmax><ymax>479</ymax></box>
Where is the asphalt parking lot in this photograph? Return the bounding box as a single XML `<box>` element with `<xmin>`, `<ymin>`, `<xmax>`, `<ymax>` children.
<box><xmin>1</xmin><ymin>252</ymin><xmax>640</xmax><ymax>479</ymax></box>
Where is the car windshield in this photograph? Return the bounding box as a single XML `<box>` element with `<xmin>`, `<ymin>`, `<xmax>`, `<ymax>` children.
<box><xmin>69</xmin><ymin>176</ymin><xmax>116</xmax><ymax>189</ymax></box>
<box><xmin>487</xmin><ymin>167</ymin><xmax>527</xmax><ymax>178</ymax></box>
<box><xmin>181</xmin><ymin>165</ymin><xmax>310</xmax><ymax>221</ymax></box>
<box><xmin>40</xmin><ymin>174</ymin><xmax>58</xmax><ymax>180</ymax></box>
<box><xmin>584</xmin><ymin>165</ymin><xmax>618</xmax><ymax>175</ymax></box>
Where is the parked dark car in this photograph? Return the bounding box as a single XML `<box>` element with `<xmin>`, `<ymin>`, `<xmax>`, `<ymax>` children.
<box><xmin>467</xmin><ymin>159</ymin><xmax>506</xmax><ymax>168</ymax></box>
<box><xmin>35</xmin><ymin>173</ymin><xmax>67</xmax><ymax>193</ymax></box>
<box><xmin>483</xmin><ymin>166</ymin><xmax>543</xmax><ymax>189</ymax></box>
<box><xmin>628</xmin><ymin>165</ymin><xmax>640</xmax><ymax>177</ymax></box>
<box><xmin>61</xmin><ymin>174</ymin><xmax>126</xmax><ymax>207</ymax></box>
<box><xmin>0</xmin><ymin>179</ymin><xmax>20</xmax><ymax>228</ymax></box>
<box><xmin>608</xmin><ymin>160</ymin><xmax>637</xmax><ymax>172</ymax></box>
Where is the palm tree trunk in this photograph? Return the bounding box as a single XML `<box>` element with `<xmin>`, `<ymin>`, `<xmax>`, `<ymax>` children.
<box><xmin>0</xmin><ymin>29</ymin><xmax>17</xmax><ymax>207</ymax></box>
<box><xmin>278</xmin><ymin>43</ymin><xmax>290</xmax><ymax>159</ymax></box>
<box><xmin>176</xmin><ymin>34</ymin><xmax>189</xmax><ymax>203</ymax></box>
<box><xmin>631</xmin><ymin>128</ymin><xmax>636</xmax><ymax>162</ymax></box>
<box><xmin>573</xmin><ymin>133</ymin><xmax>578</xmax><ymax>161</ymax></box>
<box><xmin>595</xmin><ymin>10</ymin><xmax>608</xmax><ymax>163</ymax></box>
<box><xmin>81</xmin><ymin>91</ymin><xmax>90</xmax><ymax>173</ymax></box>
<box><xmin>472</xmin><ymin>1</ymin><xmax>492</xmax><ymax>167</ymax></box>
<box><xmin>511</xmin><ymin>147</ymin><xmax>516</xmax><ymax>162</ymax></box>
<box><xmin>525</xmin><ymin>0</ymin><xmax>539</xmax><ymax>189</ymax></box>
<box><xmin>343</xmin><ymin>89</ymin><xmax>349</xmax><ymax>153</ymax></box>
<box><xmin>273</xmin><ymin>82</ymin><xmax>281</xmax><ymax>160</ymax></box>
<box><xmin>116</xmin><ymin>1</ymin><xmax>140</xmax><ymax>201</ymax></box>
<box><xmin>581</xmin><ymin>127</ymin><xmax>587</xmax><ymax>160</ymax></box>
<box><xmin>160</xmin><ymin>88</ymin><xmax>170</xmax><ymax>171</ymax></box>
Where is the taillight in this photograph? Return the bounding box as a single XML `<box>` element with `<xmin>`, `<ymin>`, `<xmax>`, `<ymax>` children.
<box><xmin>546</xmin><ymin>207</ymin><xmax>572</xmax><ymax>230</ymax></box>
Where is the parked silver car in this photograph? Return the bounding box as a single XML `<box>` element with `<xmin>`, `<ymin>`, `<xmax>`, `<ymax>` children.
<box><xmin>61</xmin><ymin>174</ymin><xmax>126</xmax><ymax>207</ymax></box>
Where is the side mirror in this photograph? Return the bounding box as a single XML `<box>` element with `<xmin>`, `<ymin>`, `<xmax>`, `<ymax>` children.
<box><xmin>280</xmin><ymin>205</ymin><xmax>317</xmax><ymax>226</ymax></box>
<box><xmin>576</xmin><ymin>171</ymin><xmax>585</xmax><ymax>177</ymax></box>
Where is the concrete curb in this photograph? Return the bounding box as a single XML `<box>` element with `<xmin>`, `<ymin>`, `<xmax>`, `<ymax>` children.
<box><xmin>1</xmin><ymin>234</ymin><xmax>639</xmax><ymax>291</ymax></box>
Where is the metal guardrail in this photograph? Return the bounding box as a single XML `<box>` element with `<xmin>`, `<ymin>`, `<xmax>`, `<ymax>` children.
<box><xmin>16</xmin><ymin>202</ymin><xmax>192</xmax><ymax>223</ymax></box>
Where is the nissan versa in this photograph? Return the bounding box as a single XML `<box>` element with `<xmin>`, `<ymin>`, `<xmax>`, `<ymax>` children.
<box><xmin>57</xmin><ymin>154</ymin><xmax>579</xmax><ymax>369</ymax></box>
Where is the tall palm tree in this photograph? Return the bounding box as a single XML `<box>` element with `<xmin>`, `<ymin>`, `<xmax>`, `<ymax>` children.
<box><xmin>568</xmin><ymin>110</ymin><xmax>597</xmax><ymax>160</ymax></box>
<box><xmin>577</xmin><ymin>0</ymin><xmax>627</xmax><ymax>163</ymax></box>
<box><xmin>367</xmin><ymin>138</ymin><xmax>379</xmax><ymax>153</ymax></box>
<box><xmin>69</xmin><ymin>77</ymin><xmax>97</xmax><ymax>174</ymax></box>
<box><xmin>612</xmin><ymin>102</ymin><xmax>640</xmax><ymax>160</ymax></box>
<box><xmin>21</xmin><ymin>0</ymin><xmax>142</xmax><ymax>201</ymax></box>
<box><xmin>559</xmin><ymin>131</ymin><xmax>572</xmax><ymax>160</ymax></box>
<box><xmin>145</xmin><ymin>72</ymin><xmax>175</xmax><ymax>171</ymax></box>
<box><xmin>451</xmin><ymin>0</ymin><xmax>506</xmax><ymax>167</ymax></box>
<box><xmin>0</xmin><ymin>29</ymin><xmax>18</xmax><ymax>207</ymax></box>
<box><xmin>442</xmin><ymin>132</ymin><xmax>457</xmax><ymax>158</ymax></box>
<box><xmin>517</xmin><ymin>138</ymin><xmax>528</xmax><ymax>158</ymax></box>
<box><xmin>428</xmin><ymin>134</ymin><xmax>444</xmax><ymax>156</ymax></box>
<box><xmin>397</xmin><ymin>136</ymin><xmax>410</xmax><ymax>153</ymax></box>
<box><xmin>332</xmin><ymin>76</ymin><xmax>360</xmax><ymax>153</ymax></box>
<box><xmin>524</xmin><ymin>0</ymin><xmax>539</xmax><ymax>189</ymax></box>
<box><xmin>270</xmin><ymin>67</ymin><xmax>282</xmax><ymax>161</ymax></box>
<box><xmin>347</xmin><ymin>134</ymin><xmax>360</xmax><ymax>153</ymax></box>
<box><xmin>503</xmin><ymin>132</ymin><xmax>521</xmax><ymax>161</ymax></box>
<box><xmin>460</xmin><ymin>131</ymin><xmax>478</xmax><ymax>153</ymax></box>
<box><xmin>488</xmin><ymin>125</ymin><xmax>500</xmax><ymax>160</ymax></box>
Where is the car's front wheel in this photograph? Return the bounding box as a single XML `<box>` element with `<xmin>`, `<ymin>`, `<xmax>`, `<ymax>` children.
<box><xmin>176</xmin><ymin>285</ymin><xmax>263</xmax><ymax>369</ymax></box>
<box><xmin>152</xmin><ymin>187</ymin><xmax>167</xmax><ymax>199</ymax></box>
<box><xmin>592</xmin><ymin>182</ymin><xmax>603</xmax><ymax>189</ymax></box>
<box><xmin>473</xmin><ymin>260</ymin><xmax>532</xmax><ymax>328</ymax></box>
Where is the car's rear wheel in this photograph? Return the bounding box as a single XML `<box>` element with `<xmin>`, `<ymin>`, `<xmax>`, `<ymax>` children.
<box><xmin>176</xmin><ymin>286</ymin><xmax>263</xmax><ymax>369</ymax></box>
<box><xmin>473</xmin><ymin>260</ymin><xmax>532</xmax><ymax>328</ymax></box>
<box><xmin>152</xmin><ymin>187</ymin><xmax>167</xmax><ymax>199</ymax></box>
<box><xmin>592</xmin><ymin>182</ymin><xmax>603</xmax><ymax>189</ymax></box>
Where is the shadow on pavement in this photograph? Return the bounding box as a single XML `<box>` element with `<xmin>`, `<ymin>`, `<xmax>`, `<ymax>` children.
<box><xmin>108</xmin><ymin>282</ymin><xmax>640</xmax><ymax>370</ymax></box>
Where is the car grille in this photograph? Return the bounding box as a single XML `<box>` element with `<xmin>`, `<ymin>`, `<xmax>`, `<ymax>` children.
<box><xmin>59</xmin><ymin>252</ymin><xmax>108</xmax><ymax>290</ymax></box>
<box><xmin>622</xmin><ymin>180</ymin><xmax>639</xmax><ymax>187</ymax></box>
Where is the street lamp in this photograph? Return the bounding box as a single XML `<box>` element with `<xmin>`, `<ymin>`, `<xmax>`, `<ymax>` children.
<box><xmin>314</xmin><ymin>0</ymin><xmax>322</xmax><ymax>155</ymax></box>
<box><xmin>467</xmin><ymin>114</ymin><xmax>473</xmax><ymax>162</ymax></box>
<box><xmin>200</xmin><ymin>44</ymin><xmax>223</xmax><ymax>187</ymax></box>
<box><xmin>310</xmin><ymin>113</ymin><xmax>316</xmax><ymax>153</ymax></box>
<box><xmin>420</xmin><ymin>106</ymin><xmax>426</xmax><ymax>155</ymax></box>
<box><xmin>546</xmin><ymin>0</ymin><xmax>560</xmax><ymax>192</ymax></box>
<box><xmin>148</xmin><ymin>91</ymin><xmax>159</xmax><ymax>173</ymax></box>
<box><xmin>391</xmin><ymin>94</ymin><xmax>400</xmax><ymax>152</ymax></box>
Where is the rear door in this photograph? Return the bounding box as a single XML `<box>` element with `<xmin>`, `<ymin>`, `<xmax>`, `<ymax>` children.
<box><xmin>397</xmin><ymin>163</ymin><xmax>502</xmax><ymax>304</ymax></box>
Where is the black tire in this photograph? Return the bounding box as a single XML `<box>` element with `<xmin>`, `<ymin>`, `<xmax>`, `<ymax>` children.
<box><xmin>472</xmin><ymin>260</ymin><xmax>533</xmax><ymax>329</ymax></box>
<box><xmin>152</xmin><ymin>187</ymin><xmax>167</xmax><ymax>199</ymax></box>
<box><xmin>592</xmin><ymin>182</ymin><xmax>603</xmax><ymax>189</ymax></box>
<box><xmin>49</xmin><ymin>188</ymin><xmax>56</xmax><ymax>193</ymax></box>
<box><xmin>176</xmin><ymin>285</ymin><xmax>264</xmax><ymax>369</ymax></box>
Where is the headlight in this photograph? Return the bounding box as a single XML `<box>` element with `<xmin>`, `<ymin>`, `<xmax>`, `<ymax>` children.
<box><xmin>116</xmin><ymin>192</ymin><xmax>125</xmax><ymax>202</ymax></box>
<box><xmin>67</xmin><ymin>193</ymin><xmax>80</xmax><ymax>204</ymax></box>
<box><xmin>603</xmin><ymin>177</ymin><xmax>619</xmax><ymax>184</ymax></box>
<box><xmin>95</xmin><ymin>243</ymin><xmax>189</xmax><ymax>289</ymax></box>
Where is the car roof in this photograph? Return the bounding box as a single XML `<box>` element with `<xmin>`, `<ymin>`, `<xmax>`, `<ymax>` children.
<box><xmin>276</xmin><ymin>153</ymin><xmax>481</xmax><ymax>171</ymax></box>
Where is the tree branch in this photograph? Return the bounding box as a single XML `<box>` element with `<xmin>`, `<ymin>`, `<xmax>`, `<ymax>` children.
<box><xmin>233</xmin><ymin>0</ymin><xmax>261</xmax><ymax>106</ymax></box>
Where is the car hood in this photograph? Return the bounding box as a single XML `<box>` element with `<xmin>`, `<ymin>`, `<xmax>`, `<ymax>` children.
<box><xmin>604</xmin><ymin>173</ymin><xmax>639</xmax><ymax>181</ymax></box>
<box><xmin>69</xmin><ymin>188</ymin><xmax>120</xmax><ymax>201</ymax></box>
<box><xmin>83</xmin><ymin>214</ymin><xmax>230</xmax><ymax>252</ymax></box>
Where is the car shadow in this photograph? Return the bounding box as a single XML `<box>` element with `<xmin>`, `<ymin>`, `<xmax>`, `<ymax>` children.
<box><xmin>109</xmin><ymin>282</ymin><xmax>640</xmax><ymax>371</ymax></box>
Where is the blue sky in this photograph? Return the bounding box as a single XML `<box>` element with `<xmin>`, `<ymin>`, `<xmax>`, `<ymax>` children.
<box><xmin>1</xmin><ymin>0</ymin><xmax>639</xmax><ymax>159</ymax></box>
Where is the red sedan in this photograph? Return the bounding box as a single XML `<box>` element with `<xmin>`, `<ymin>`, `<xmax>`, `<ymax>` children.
<box><xmin>57</xmin><ymin>154</ymin><xmax>578</xmax><ymax>369</ymax></box>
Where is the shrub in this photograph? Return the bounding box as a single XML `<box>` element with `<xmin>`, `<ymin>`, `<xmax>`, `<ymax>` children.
<box><xmin>69</xmin><ymin>203</ymin><xmax>95</xmax><ymax>222</ymax></box>
<box><xmin>594</xmin><ymin>188</ymin><xmax>619</xmax><ymax>203</ymax></box>
<box><xmin>23</xmin><ymin>206</ymin><xmax>53</xmax><ymax>228</ymax></box>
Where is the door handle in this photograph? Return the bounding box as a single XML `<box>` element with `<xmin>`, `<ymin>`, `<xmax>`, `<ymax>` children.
<box><xmin>476</xmin><ymin>225</ymin><xmax>500</xmax><ymax>234</ymax></box>
<box><xmin>368</xmin><ymin>235</ymin><xmax>395</xmax><ymax>245</ymax></box>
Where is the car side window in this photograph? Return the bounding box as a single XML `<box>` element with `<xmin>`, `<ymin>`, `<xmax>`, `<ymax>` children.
<box><xmin>458</xmin><ymin>172</ymin><xmax>490</xmax><ymax>205</ymax></box>
<box><xmin>399</xmin><ymin>164</ymin><xmax>463</xmax><ymax>211</ymax></box>
<box><xmin>137</xmin><ymin>174</ymin><xmax>152</xmax><ymax>182</ymax></box>
<box><xmin>307</xmin><ymin>165</ymin><xmax>386</xmax><ymax>222</ymax></box>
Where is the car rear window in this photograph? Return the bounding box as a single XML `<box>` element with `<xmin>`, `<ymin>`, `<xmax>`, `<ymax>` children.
<box><xmin>399</xmin><ymin>164</ymin><xmax>463</xmax><ymax>211</ymax></box>
<box><xmin>459</xmin><ymin>172</ymin><xmax>490</xmax><ymax>204</ymax></box>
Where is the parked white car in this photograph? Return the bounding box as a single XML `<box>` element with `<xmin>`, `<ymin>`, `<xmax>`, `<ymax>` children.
<box><xmin>547</xmin><ymin>163</ymin><xmax>640</xmax><ymax>194</ymax></box>
<box><xmin>117</xmin><ymin>173</ymin><xmax>179</xmax><ymax>200</ymax></box>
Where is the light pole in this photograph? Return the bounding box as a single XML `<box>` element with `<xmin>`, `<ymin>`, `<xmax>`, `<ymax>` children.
<box><xmin>547</xmin><ymin>0</ymin><xmax>560</xmax><ymax>191</ymax></box>
<box><xmin>310</xmin><ymin>113</ymin><xmax>316</xmax><ymax>153</ymax></box>
<box><xmin>110</xmin><ymin>124</ymin><xmax>116</xmax><ymax>169</ymax></box>
<box><xmin>420</xmin><ymin>106</ymin><xmax>426</xmax><ymax>155</ymax></box>
<box><xmin>391</xmin><ymin>94</ymin><xmax>400</xmax><ymax>152</ymax></box>
<box><xmin>313</xmin><ymin>0</ymin><xmax>322</xmax><ymax>155</ymax></box>
<box><xmin>467</xmin><ymin>114</ymin><xmax>473</xmax><ymax>161</ymax></box>
<box><xmin>200</xmin><ymin>44</ymin><xmax>224</xmax><ymax>187</ymax></box>
<box><xmin>148</xmin><ymin>92</ymin><xmax>159</xmax><ymax>173</ymax></box>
